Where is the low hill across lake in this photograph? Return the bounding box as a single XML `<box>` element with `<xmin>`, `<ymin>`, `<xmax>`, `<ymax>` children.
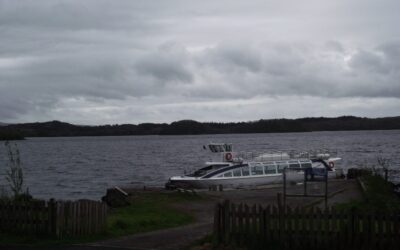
<box><xmin>1</xmin><ymin>116</ymin><xmax>400</xmax><ymax>138</ymax></box>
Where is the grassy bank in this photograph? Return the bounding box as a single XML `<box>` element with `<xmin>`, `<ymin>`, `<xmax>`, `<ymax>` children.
<box><xmin>0</xmin><ymin>191</ymin><xmax>202</xmax><ymax>246</ymax></box>
<box><xmin>335</xmin><ymin>174</ymin><xmax>400</xmax><ymax>211</ymax></box>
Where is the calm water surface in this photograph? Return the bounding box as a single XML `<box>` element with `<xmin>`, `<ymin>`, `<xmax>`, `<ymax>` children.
<box><xmin>0</xmin><ymin>130</ymin><xmax>399</xmax><ymax>200</ymax></box>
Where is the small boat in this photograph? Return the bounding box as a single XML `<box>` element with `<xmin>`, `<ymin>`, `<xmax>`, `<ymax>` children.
<box><xmin>165</xmin><ymin>143</ymin><xmax>342</xmax><ymax>189</ymax></box>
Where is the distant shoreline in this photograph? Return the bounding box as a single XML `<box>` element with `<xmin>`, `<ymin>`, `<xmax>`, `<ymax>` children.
<box><xmin>1</xmin><ymin>116</ymin><xmax>400</xmax><ymax>138</ymax></box>
<box><xmin>0</xmin><ymin>133</ymin><xmax>25</xmax><ymax>141</ymax></box>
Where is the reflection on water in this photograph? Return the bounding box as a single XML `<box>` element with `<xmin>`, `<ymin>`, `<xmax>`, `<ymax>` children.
<box><xmin>0</xmin><ymin>130</ymin><xmax>399</xmax><ymax>200</ymax></box>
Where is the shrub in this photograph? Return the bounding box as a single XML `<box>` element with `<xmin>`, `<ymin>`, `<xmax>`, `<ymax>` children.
<box><xmin>4</xmin><ymin>141</ymin><xmax>30</xmax><ymax>201</ymax></box>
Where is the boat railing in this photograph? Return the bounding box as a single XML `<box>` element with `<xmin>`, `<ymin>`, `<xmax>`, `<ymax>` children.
<box><xmin>291</xmin><ymin>149</ymin><xmax>338</xmax><ymax>159</ymax></box>
<box><xmin>234</xmin><ymin>149</ymin><xmax>338</xmax><ymax>162</ymax></box>
<box><xmin>235</xmin><ymin>151</ymin><xmax>289</xmax><ymax>162</ymax></box>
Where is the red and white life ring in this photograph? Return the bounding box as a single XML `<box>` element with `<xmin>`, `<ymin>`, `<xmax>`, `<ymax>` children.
<box><xmin>225</xmin><ymin>152</ymin><xmax>233</xmax><ymax>161</ymax></box>
<box><xmin>328</xmin><ymin>161</ymin><xmax>335</xmax><ymax>169</ymax></box>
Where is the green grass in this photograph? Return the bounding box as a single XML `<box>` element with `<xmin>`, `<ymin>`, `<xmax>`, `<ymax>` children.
<box><xmin>107</xmin><ymin>192</ymin><xmax>199</xmax><ymax>237</ymax></box>
<box><xmin>0</xmin><ymin>191</ymin><xmax>202</xmax><ymax>246</ymax></box>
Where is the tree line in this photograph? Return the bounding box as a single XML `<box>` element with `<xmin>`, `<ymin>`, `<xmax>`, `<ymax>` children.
<box><xmin>1</xmin><ymin>116</ymin><xmax>400</xmax><ymax>139</ymax></box>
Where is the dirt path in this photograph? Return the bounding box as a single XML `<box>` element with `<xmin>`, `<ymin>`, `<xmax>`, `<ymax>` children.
<box><xmin>82</xmin><ymin>179</ymin><xmax>362</xmax><ymax>250</ymax></box>
<box><xmin>87</xmin><ymin>222</ymin><xmax>212</xmax><ymax>250</ymax></box>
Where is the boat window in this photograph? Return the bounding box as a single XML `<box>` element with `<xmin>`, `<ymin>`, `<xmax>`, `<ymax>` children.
<box><xmin>223</xmin><ymin>172</ymin><xmax>233</xmax><ymax>177</ymax></box>
<box><xmin>289</xmin><ymin>162</ymin><xmax>300</xmax><ymax>169</ymax></box>
<box><xmin>242</xmin><ymin>167</ymin><xmax>250</xmax><ymax>176</ymax></box>
<box><xmin>192</xmin><ymin>170</ymin><xmax>207</xmax><ymax>177</ymax></box>
<box><xmin>209</xmin><ymin>144</ymin><xmax>224</xmax><ymax>153</ymax></box>
<box><xmin>233</xmin><ymin>169</ymin><xmax>242</xmax><ymax>177</ymax></box>
<box><xmin>224</xmin><ymin>144</ymin><xmax>232</xmax><ymax>152</ymax></box>
<box><xmin>251</xmin><ymin>166</ymin><xmax>264</xmax><ymax>175</ymax></box>
<box><xmin>301</xmin><ymin>162</ymin><xmax>312</xmax><ymax>168</ymax></box>
<box><xmin>277</xmin><ymin>163</ymin><xmax>288</xmax><ymax>173</ymax></box>
<box><xmin>264</xmin><ymin>164</ymin><xmax>277</xmax><ymax>174</ymax></box>
<box><xmin>208</xmin><ymin>144</ymin><xmax>232</xmax><ymax>153</ymax></box>
<box><xmin>216</xmin><ymin>174</ymin><xmax>223</xmax><ymax>178</ymax></box>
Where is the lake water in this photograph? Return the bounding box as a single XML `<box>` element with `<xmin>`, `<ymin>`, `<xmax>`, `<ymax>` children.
<box><xmin>0</xmin><ymin>130</ymin><xmax>399</xmax><ymax>200</ymax></box>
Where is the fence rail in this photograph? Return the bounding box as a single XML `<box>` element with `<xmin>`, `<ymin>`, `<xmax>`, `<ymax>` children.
<box><xmin>214</xmin><ymin>200</ymin><xmax>400</xmax><ymax>250</ymax></box>
<box><xmin>0</xmin><ymin>199</ymin><xmax>108</xmax><ymax>238</ymax></box>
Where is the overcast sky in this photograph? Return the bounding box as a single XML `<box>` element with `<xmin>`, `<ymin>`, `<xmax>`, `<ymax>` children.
<box><xmin>1</xmin><ymin>0</ymin><xmax>399</xmax><ymax>125</ymax></box>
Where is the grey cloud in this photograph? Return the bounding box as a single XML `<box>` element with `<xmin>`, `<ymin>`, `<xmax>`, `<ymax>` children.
<box><xmin>0</xmin><ymin>96</ymin><xmax>30</xmax><ymax>120</ymax></box>
<box><xmin>349</xmin><ymin>50</ymin><xmax>388</xmax><ymax>74</ymax></box>
<box><xmin>0</xmin><ymin>44</ymin><xmax>195</xmax><ymax>120</ymax></box>
<box><xmin>0</xmin><ymin>1</ymin><xmax>153</xmax><ymax>31</ymax></box>
<box><xmin>377</xmin><ymin>42</ymin><xmax>400</xmax><ymax>73</ymax></box>
<box><xmin>203</xmin><ymin>44</ymin><xmax>262</xmax><ymax>73</ymax></box>
<box><xmin>261</xmin><ymin>44</ymin><xmax>306</xmax><ymax>77</ymax></box>
<box><xmin>325</xmin><ymin>41</ymin><xmax>345</xmax><ymax>53</ymax></box>
<box><xmin>1</xmin><ymin>0</ymin><xmax>400</xmax><ymax>124</ymax></box>
<box><xmin>2</xmin><ymin>40</ymin><xmax>400</xmax><ymax>122</ymax></box>
<box><xmin>135</xmin><ymin>47</ymin><xmax>193</xmax><ymax>84</ymax></box>
<box><xmin>187</xmin><ymin>41</ymin><xmax>400</xmax><ymax>100</ymax></box>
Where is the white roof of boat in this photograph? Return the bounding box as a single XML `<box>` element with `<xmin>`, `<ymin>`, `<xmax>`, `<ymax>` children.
<box><xmin>254</xmin><ymin>153</ymin><xmax>290</xmax><ymax>161</ymax></box>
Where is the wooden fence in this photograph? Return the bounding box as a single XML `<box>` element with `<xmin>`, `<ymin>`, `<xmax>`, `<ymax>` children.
<box><xmin>214</xmin><ymin>200</ymin><xmax>400</xmax><ymax>250</ymax></box>
<box><xmin>0</xmin><ymin>199</ymin><xmax>108</xmax><ymax>238</ymax></box>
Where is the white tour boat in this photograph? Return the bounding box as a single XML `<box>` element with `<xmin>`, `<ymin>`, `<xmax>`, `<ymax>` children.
<box><xmin>165</xmin><ymin>143</ymin><xmax>342</xmax><ymax>189</ymax></box>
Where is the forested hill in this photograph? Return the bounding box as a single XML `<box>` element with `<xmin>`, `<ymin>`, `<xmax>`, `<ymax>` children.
<box><xmin>1</xmin><ymin>116</ymin><xmax>400</xmax><ymax>138</ymax></box>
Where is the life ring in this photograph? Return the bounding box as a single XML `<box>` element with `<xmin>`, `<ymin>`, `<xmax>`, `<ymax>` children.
<box><xmin>225</xmin><ymin>153</ymin><xmax>233</xmax><ymax>161</ymax></box>
<box><xmin>328</xmin><ymin>161</ymin><xmax>335</xmax><ymax>169</ymax></box>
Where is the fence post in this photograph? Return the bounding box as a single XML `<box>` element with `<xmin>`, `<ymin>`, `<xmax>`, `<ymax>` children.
<box><xmin>278</xmin><ymin>198</ymin><xmax>284</xmax><ymax>247</ymax></box>
<box><xmin>213</xmin><ymin>203</ymin><xmax>221</xmax><ymax>245</ymax></box>
<box><xmin>238</xmin><ymin>203</ymin><xmax>244</xmax><ymax>246</ymax></box>
<box><xmin>223</xmin><ymin>200</ymin><xmax>231</xmax><ymax>244</ymax></box>
<box><xmin>351</xmin><ymin>206</ymin><xmax>356</xmax><ymax>246</ymax></box>
<box><xmin>49</xmin><ymin>198</ymin><xmax>57</xmax><ymax>238</ymax></box>
<box><xmin>277</xmin><ymin>193</ymin><xmax>282</xmax><ymax>210</ymax></box>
